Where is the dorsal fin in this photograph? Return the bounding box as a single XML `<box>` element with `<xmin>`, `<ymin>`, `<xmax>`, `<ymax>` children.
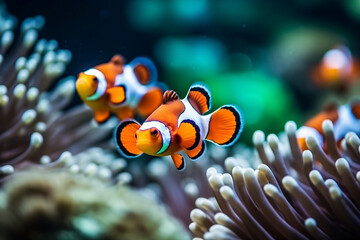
<box><xmin>130</xmin><ymin>57</ymin><xmax>158</xmax><ymax>85</ymax></box>
<box><xmin>186</xmin><ymin>83</ymin><xmax>211</xmax><ymax>114</ymax></box>
<box><xmin>163</xmin><ymin>90</ymin><xmax>179</xmax><ymax>104</ymax></box>
<box><xmin>111</xmin><ymin>54</ymin><xmax>125</xmax><ymax>65</ymax></box>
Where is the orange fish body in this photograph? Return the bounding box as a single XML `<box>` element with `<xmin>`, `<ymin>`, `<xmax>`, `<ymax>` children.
<box><xmin>114</xmin><ymin>83</ymin><xmax>243</xmax><ymax>171</ymax></box>
<box><xmin>76</xmin><ymin>55</ymin><xmax>164</xmax><ymax>123</ymax></box>
<box><xmin>297</xmin><ymin>101</ymin><xmax>360</xmax><ymax>151</ymax></box>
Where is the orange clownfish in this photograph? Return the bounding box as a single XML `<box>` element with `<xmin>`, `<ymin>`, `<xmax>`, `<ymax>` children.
<box><xmin>297</xmin><ymin>101</ymin><xmax>360</xmax><ymax>151</ymax></box>
<box><xmin>114</xmin><ymin>83</ymin><xmax>243</xmax><ymax>171</ymax></box>
<box><xmin>312</xmin><ymin>46</ymin><xmax>360</xmax><ymax>90</ymax></box>
<box><xmin>76</xmin><ymin>55</ymin><xmax>164</xmax><ymax>123</ymax></box>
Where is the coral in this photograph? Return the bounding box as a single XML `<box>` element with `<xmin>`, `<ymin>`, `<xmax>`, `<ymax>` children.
<box><xmin>0</xmin><ymin>170</ymin><xmax>190</xmax><ymax>240</ymax></box>
<box><xmin>0</xmin><ymin>7</ymin><xmax>113</xmax><ymax>179</ymax></box>
<box><xmin>190</xmin><ymin>120</ymin><xmax>360</xmax><ymax>239</ymax></box>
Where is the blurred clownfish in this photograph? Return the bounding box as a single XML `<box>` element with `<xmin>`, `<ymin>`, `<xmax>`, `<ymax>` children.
<box><xmin>297</xmin><ymin>101</ymin><xmax>360</xmax><ymax>151</ymax></box>
<box><xmin>114</xmin><ymin>83</ymin><xmax>243</xmax><ymax>171</ymax></box>
<box><xmin>312</xmin><ymin>46</ymin><xmax>360</xmax><ymax>90</ymax></box>
<box><xmin>76</xmin><ymin>55</ymin><xmax>164</xmax><ymax>123</ymax></box>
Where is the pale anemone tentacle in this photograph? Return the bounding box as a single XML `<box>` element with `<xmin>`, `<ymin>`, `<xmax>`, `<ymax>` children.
<box><xmin>84</xmin><ymin>68</ymin><xmax>107</xmax><ymax>101</ymax></box>
<box><xmin>139</xmin><ymin>120</ymin><xmax>171</xmax><ymax>154</ymax></box>
<box><xmin>0</xmin><ymin>11</ymin><xmax>112</xmax><ymax>179</ymax></box>
<box><xmin>189</xmin><ymin>119</ymin><xmax>360</xmax><ymax>239</ymax></box>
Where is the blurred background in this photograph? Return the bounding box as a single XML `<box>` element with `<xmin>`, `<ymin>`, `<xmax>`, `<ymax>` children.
<box><xmin>6</xmin><ymin>0</ymin><xmax>360</xmax><ymax>144</ymax></box>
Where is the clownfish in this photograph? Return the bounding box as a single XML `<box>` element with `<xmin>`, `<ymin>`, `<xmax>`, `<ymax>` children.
<box><xmin>76</xmin><ymin>55</ymin><xmax>164</xmax><ymax>123</ymax></box>
<box><xmin>113</xmin><ymin>83</ymin><xmax>243</xmax><ymax>171</ymax></box>
<box><xmin>297</xmin><ymin>101</ymin><xmax>360</xmax><ymax>151</ymax></box>
<box><xmin>312</xmin><ymin>46</ymin><xmax>360</xmax><ymax>90</ymax></box>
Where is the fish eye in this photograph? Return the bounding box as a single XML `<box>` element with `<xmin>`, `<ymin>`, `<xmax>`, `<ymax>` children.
<box><xmin>151</xmin><ymin>129</ymin><xmax>158</xmax><ymax>136</ymax></box>
<box><xmin>93</xmin><ymin>77</ymin><xmax>98</xmax><ymax>82</ymax></box>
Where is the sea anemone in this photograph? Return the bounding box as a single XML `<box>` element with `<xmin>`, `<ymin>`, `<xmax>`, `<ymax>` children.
<box><xmin>64</xmin><ymin>147</ymin><xmax>132</xmax><ymax>184</ymax></box>
<box><xmin>0</xmin><ymin>170</ymin><xmax>190</xmax><ymax>240</ymax></box>
<box><xmin>0</xmin><ymin>7</ymin><xmax>113</xmax><ymax>179</ymax></box>
<box><xmin>190</xmin><ymin>120</ymin><xmax>360</xmax><ymax>239</ymax></box>
<box><xmin>141</xmin><ymin>143</ymin><xmax>260</xmax><ymax>227</ymax></box>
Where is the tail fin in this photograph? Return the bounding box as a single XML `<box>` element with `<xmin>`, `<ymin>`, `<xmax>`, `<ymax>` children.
<box><xmin>206</xmin><ymin>105</ymin><xmax>243</xmax><ymax>146</ymax></box>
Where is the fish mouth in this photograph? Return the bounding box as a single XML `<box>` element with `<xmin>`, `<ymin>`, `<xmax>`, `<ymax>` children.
<box><xmin>76</xmin><ymin>76</ymin><xmax>97</xmax><ymax>97</ymax></box>
<box><xmin>136</xmin><ymin>139</ymin><xmax>159</xmax><ymax>154</ymax></box>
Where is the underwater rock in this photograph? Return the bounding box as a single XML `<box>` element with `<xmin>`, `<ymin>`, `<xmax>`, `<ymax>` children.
<box><xmin>190</xmin><ymin>120</ymin><xmax>360</xmax><ymax>239</ymax></box>
<box><xmin>0</xmin><ymin>6</ymin><xmax>113</xmax><ymax>180</ymax></box>
<box><xmin>0</xmin><ymin>170</ymin><xmax>190</xmax><ymax>240</ymax></box>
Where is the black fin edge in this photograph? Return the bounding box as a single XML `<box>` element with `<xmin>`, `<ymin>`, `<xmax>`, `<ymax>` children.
<box><xmin>189</xmin><ymin>142</ymin><xmax>206</xmax><ymax>160</ymax></box>
<box><xmin>220</xmin><ymin>106</ymin><xmax>242</xmax><ymax>146</ymax></box>
<box><xmin>181</xmin><ymin>119</ymin><xmax>200</xmax><ymax>150</ymax></box>
<box><xmin>189</xmin><ymin>85</ymin><xmax>211</xmax><ymax>113</ymax></box>
<box><xmin>113</xmin><ymin>120</ymin><xmax>141</xmax><ymax>158</ymax></box>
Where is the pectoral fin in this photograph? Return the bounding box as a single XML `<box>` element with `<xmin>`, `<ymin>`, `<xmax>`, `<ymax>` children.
<box><xmin>114</xmin><ymin>120</ymin><xmax>142</xmax><ymax>158</ymax></box>
<box><xmin>107</xmin><ymin>86</ymin><xmax>126</xmax><ymax>104</ymax></box>
<box><xmin>177</xmin><ymin>120</ymin><xmax>200</xmax><ymax>150</ymax></box>
<box><xmin>171</xmin><ymin>153</ymin><xmax>185</xmax><ymax>171</ymax></box>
